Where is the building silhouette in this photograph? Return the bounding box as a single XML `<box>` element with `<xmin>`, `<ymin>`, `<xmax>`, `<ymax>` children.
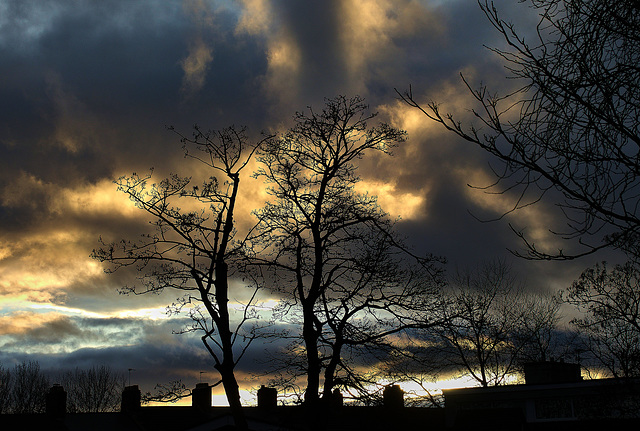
<box><xmin>2</xmin><ymin>362</ymin><xmax>640</xmax><ymax>430</ymax></box>
<box><xmin>444</xmin><ymin>361</ymin><xmax>640</xmax><ymax>430</ymax></box>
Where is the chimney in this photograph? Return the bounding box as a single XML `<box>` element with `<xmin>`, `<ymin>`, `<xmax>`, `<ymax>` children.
<box><xmin>46</xmin><ymin>384</ymin><xmax>67</xmax><ymax>419</ymax></box>
<box><xmin>257</xmin><ymin>385</ymin><xmax>277</xmax><ymax>409</ymax></box>
<box><xmin>121</xmin><ymin>385</ymin><xmax>141</xmax><ymax>413</ymax></box>
<box><xmin>192</xmin><ymin>383</ymin><xmax>211</xmax><ymax>411</ymax></box>
<box><xmin>383</xmin><ymin>384</ymin><xmax>404</xmax><ymax>408</ymax></box>
<box><xmin>330</xmin><ymin>389</ymin><xmax>343</xmax><ymax>408</ymax></box>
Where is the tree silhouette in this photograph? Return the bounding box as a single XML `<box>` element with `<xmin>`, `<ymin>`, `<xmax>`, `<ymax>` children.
<box><xmin>61</xmin><ymin>365</ymin><xmax>124</xmax><ymax>413</ymax></box>
<box><xmin>0</xmin><ymin>363</ymin><xmax>12</xmax><ymax>414</ymax></box>
<box><xmin>6</xmin><ymin>361</ymin><xmax>49</xmax><ymax>414</ymax></box>
<box><xmin>93</xmin><ymin>126</ymin><xmax>271</xmax><ymax>429</ymax></box>
<box><xmin>426</xmin><ymin>260</ymin><xmax>562</xmax><ymax>387</ymax></box>
<box><xmin>565</xmin><ymin>260</ymin><xmax>640</xmax><ymax>377</ymax></box>
<box><xmin>249</xmin><ymin>95</ymin><xmax>443</xmax><ymax>405</ymax></box>
<box><xmin>400</xmin><ymin>0</ymin><xmax>640</xmax><ymax>260</ymax></box>
<box><xmin>512</xmin><ymin>291</ymin><xmax>564</xmax><ymax>364</ymax></box>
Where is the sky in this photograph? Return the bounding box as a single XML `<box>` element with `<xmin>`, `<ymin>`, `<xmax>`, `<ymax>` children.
<box><xmin>0</xmin><ymin>0</ymin><xmax>624</xmax><ymax>405</ymax></box>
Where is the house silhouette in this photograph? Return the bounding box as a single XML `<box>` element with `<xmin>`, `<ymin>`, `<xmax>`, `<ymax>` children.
<box><xmin>3</xmin><ymin>362</ymin><xmax>640</xmax><ymax>430</ymax></box>
<box><xmin>444</xmin><ymin>361</ymin><xmax>640</xmax><ymax>430</ymax></box>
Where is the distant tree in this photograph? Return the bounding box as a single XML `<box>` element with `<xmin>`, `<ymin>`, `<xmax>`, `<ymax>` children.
<box><xmin>0</xmin><ymin>363</ymin><xmax>11</xmax><ymax>413</ymax></box>
<box><xmin>8</xmin><ymin>361</ymin><xmax>49</xmax><ymax>414</ymax></box>
<box><xmin>93</xmin><ymin>126</ymin><xmax>271</xmax><ymax>429</ymax></box>
<box><xmin>377</xmin><ymin>260</ymin><xmax>564</xmax><ymax>405</ymax></box>
<box><xmin>61</xmin><ymin>365</ymin><xmax>124</xmax><ymax>413</ymax></box>
<box><xmin>429</xmin><ymin>260</ymin><xmax>562</xmax><ymax>387</ymax></box>
<box><xmin>565</xmin><ymin>261</ymin><xmax>640</xmax><ymax>377</ymax></box>
<box><xmin>250</xmin><ymin>95</ymin><xmax>443</xmax><ymax>405</ymax></box>
<box><xmin>512</xmin><ymin>292</ymin><xmax>564</xmax><ymax>364</ymax></box>
<box><xmin>400</xmin><ymin>0</ymin><xmax>640</xmax><ymax>260</ymax></box>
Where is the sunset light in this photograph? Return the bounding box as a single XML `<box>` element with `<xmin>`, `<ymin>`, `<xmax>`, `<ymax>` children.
<box><xmin>2</xmin><ymin>1</ymin><xmax>638</xmax><ymax>429</ymax></box>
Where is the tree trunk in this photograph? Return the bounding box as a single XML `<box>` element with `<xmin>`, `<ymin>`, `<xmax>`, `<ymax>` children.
<box><xmin>321</xmin><ymin>339</ymin><xmax>343</xmax><ymax>401</ymax></box>
<box><xmin>302</xmin><ymin>302</ymin><xmax>321</xmax><ymax>406</ymax></box>
<box><xmin>215</xmin><ymin>263</ymin><xmax>248</xmax><ymax>430</ymax></box>
<box><xmin>215</xmin><ymin>361</ymin><xmax>247</xmax><ymax>430</ymax></box>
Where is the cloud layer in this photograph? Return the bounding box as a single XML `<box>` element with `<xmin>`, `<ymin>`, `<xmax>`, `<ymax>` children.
<box><xmin>0</xmin><ymin>0</ymin><xmax>618</xmax><ymax>400</ymax></box>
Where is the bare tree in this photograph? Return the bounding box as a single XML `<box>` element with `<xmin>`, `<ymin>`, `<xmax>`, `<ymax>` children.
<box><xmin>400</xmin><ymin>0</ymin><xmax>640</xmax><ymax>260</ymax></box>
<box><xmin>314</xmin><ymin>229</ymin><xmax>442</xmax><ymax>404</ymax></box>
<box><xmin>512</xmin><ymin>292</ymin><xmax>564</xmax><ymax>364</ymax></box>
<box><xmin>564</xmin><ymin>260</ymin><xmax>640</xmax><ymax>377</ymax></box>
<box><xmin>380</xmin><ymin>279</ymin><xmax>563</xmax><ymax>404</ymax></box>
<box><xmin>61</xmin><ymin>365</ymin><xmax>124</xmax><ymax>413</ymax></box>
<box><xmin>0</xmin><ymin>363</ymin><xmax>11</xmax><ymax>414</ymax></box>
<box><xmin>93</xmin><ymin>126</ymin><xmax>271</xmax><ymax>429</ymax></box>
<box><xmin>429</xmin><ymin>260</ymin><xmax>562</xmax><ymax>387</ymax></box>
<box><xmin>8</xmin><ymin>361</ymin><xmax>49</xmax><ymax>414</ymax></box>
<box><xmin>250</xmin><ymin>95</ymin><xmax>442</xmax><ymax>405</ymax></box>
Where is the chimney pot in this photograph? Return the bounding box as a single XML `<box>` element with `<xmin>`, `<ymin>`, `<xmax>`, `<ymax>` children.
<box><xmin>331</xmin><ymin>389</ymin><xmax>343</xmax><ymax>408</ymax></box>
<box><xmin>257</xmin><ymin>385</ymin><xmax>277</xmax><ymax>409</ymax></box>
<box><xmin>121</xmin><ymin>385</ymin><xmax>141</xmax><ymax>413</ymax></box>
<box><xmin>192</xmin><ymin>382</ymin><xmax>212</xmax><ymax>411</ymax></box>
<box><xmin>383</xmin><ymin>384</ymin><xmax>404</xmax><ymax>408</ymax></box>
<box><xmin>46</xmin><ymin>384</ymin><xmax>67</xmax><ymax>419</ymax></box>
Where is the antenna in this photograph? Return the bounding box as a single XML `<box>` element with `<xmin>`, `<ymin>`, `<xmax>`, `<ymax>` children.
<box><xmin>200</xmin><ymin>371</ymin><xmax>206</xmax><ymax>383</ymax></box>
<box><xmin>128</xmin><ymin>368</ymin><xmax>135</xmax><ymax>386</ymax></box>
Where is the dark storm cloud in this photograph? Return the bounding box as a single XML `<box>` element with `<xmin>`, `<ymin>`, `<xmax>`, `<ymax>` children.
<box><xmin>0</xmin><ymin>3</ymin><xmax>181</xmax><ymax>170</ymax></box>
<box><xmin>0</xmin><ymin>313</ymin><xmax>138</xmax><ymax>351</ymax></box>
<box><xmin>368</xmin><ymin>1</ymin><xmax>600</xmax><ymax>284</ymax></box>
<box><xmin>224</xmin><ymin>0</ymin><xmax>453</xmax><ymax>117</ymax></box>
<box><xmin>271</xmin><ymin>0</ymin><xmax>347</xmax><ymax>99</ymax></box>
<box><xmin>0</xmin><ymin>0</ymin><xmax>626</xmax><ymax>394</ymax></box>
<box><xmin>0</xmin><ymin>309</ymin><xmax>294</xmax><ymax>394</ymax></box>
<box><xmin>0</xmin><ymin>0</ymin><xmax>266</xmax><ymax>303</ymax></box>
<box><xmin>0</xmin><ymin>0</ymin><xmax>268</xmax><ymax>189</ymax></box>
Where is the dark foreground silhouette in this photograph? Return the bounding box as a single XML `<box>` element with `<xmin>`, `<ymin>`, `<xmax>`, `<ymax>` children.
<box><xmin>3</xmin><ymin>362</ymin><xmax>640</xmax><ymax>430</ymax></box>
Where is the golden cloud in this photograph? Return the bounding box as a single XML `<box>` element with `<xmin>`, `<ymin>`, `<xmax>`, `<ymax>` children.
<box><xmin>0</xmin><ymin>311</ymin><xmax>69</xmax><ymax>336</ymax></box>
<box><xmin>457</xmin><ymin>166</ymin><xmax>563</xmax><ymax>253</ymax></box>
<box><xmin>235</xmin><ymin>0</ymin><xmax>273</xmax><ymax>36</ymax></box>
<box><xmin>0</xmin><ymin>174</ymin><xmax>142</xmax><ymax>303</ymax></box>
<box><xmin>338</xmin><ymin>0</ymin><xmax>443</xmax><ymax>91</ymax></box>
<box><xmin>355</xmin><ymin>179</ymin><xmax>426</xmax><ymax>221</ymax></box>
<box><xmin>0</xmin><ymin>230</ymin><xmax>106</xmax><ymax>303</ymax></box>
<box><xmin>380</xmin><ymin>68</ymin><xmax>483</xmax><ymax>136</ymax></box>
<box><xmin>181</xmin><ymin>37</ymin><xmax>214</xmax><ymax>97</ymax></box>
<box><xmin>2</xmin><ymin>172</ymin><xmax>140</xmax><ymax>218</ymax></box>
<box><xmin>262</xmin><ymin>30</ymin><xmax>302</xmax><ymax>107</ymax></box>
<box><xmin>180</xmin><ymin>0</ymin><xmax>216</xmax><ymax>98</ymax></box>
<box><xmin>0</xmin><ymin>244</ymin><xmax>12</xmax><ymax>261</ymax></box>
<box><xmin>234</xmin><ymin>0</ymin><xmax>301</xmax><ymax>107</ymax></box>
